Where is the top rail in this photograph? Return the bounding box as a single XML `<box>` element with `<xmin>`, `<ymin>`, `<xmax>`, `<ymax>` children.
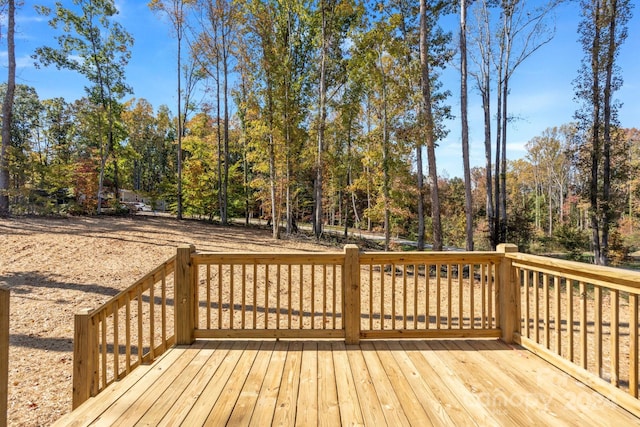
<box><xmin>359</xmin><ymin>251</ymin><xmax>501</xmax><ymax>264</ymax></box>
<box><xmin>507</xmin><ymin>252</ymin><xmax>640</xmax><ymax>294</ymax></box>
<box><xmin>192</xmin><ymin>252</ymin><xmax>345</xmax><ymax>265</ymax></box>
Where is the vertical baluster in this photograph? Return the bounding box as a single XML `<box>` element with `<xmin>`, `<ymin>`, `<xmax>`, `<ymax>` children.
<box><xmin>611</xmin><ymin>289</ymin><xmax>619</xmax><ymax>386</ymax></box>
<box><xmin>524</xmin><ymin>269</ymin><xmax>530</xmax><ymax>338</ymax></box>
<box><xmin>161</xmin><ymin>271</ymin><xmax>166</xmax><ymax>347</ymax></box>
<box><xmin>288</xmin><ymin>264</ymin><xmax>292</xmax><ymax>329</ymax></box>
<box><xmin>436</xmin><ymin>264</ymin><xmax>441</xmax><ymax>329</ymax></box>
<box><xmin>458</xmin><ymin>264</ymin><xmax>463</xmax><ymax>329</ymax></box>
<box><xmin>469</xmin><ymin>264</ymin><xmax>474</xmax><ymax>330</ymax></box>
<box><xmin>265</xmin><ymin>264</ymin><xmax>270</xmax><ymax>329</ymax></box>
<box><xmin>543</xmin><ymin>274</ymin><xmax>550</xmax><ymax>349</ymax></box>
<box><xmin>447</xmin><ymin>265</ymin><xmax>452</xmax><ymax>329</ymax></box>
<box><xmin>391</xmin><ymin>263</ymin><xmax>396</xmax><ymax>330</ymax></box>
<box><xmin>323</xmin><ymin>264</ymin><xmax>327</xmax><ymax>329</ymax></box>
<box><xmin>113</xmin><ymin>302</ymin><xmax>119</xmax><ymax>379</ymax></box>
<box><xmin>101</xmin><ymin>310</ymin><xmax>107</xmax><ymax>389</ymax></box>
<box><xmin>332</xmin><ymin>264</ymin><xmax>337</xmax><ymax>329</ymax></box>
<box><xmin>555</xmin><ymin>276</ymin><xmax>561</xmax><ymax>355</ymax></box>
<box><xmin>630</xmin><ymin>293</ymin><xmax>638</xmax><ymax>398</ymax></box>
<box><xmin>534</xmin><ymin>271</ymin><xmax>540</xmax><ymax>343</ymax></box>
<box><xmin>567</xmin><ymin>279</ymin><xmax>574</xmax><ymax>362</ymax></box>
<box><xmin>242</xmin><ymin>264</ymin><xmax>247</xmax><ymax>329</ymax></box>
<box><xmin>481</xmin><ymin>264</ymin><xmax>486</xmax><ymax>329</ymax></box>
<box><xmin>369</xmin><ymin>263</ymin><xmax>373</xmax><ymax>331</ymax></box>
<box><xmin>275</xmin><ymin>264</ymin><xmax>280</xmax><ymax>330</ymax></box>
<box><xmin>230</xmin><ymin>264</ymin><xmax>235</xmax><ymax>329</ymax></box>
<box><xmin>137</xmin><ymin>287</ymin><xmax>143</xmax><ymax>363</ymax></box>
<box><xmin>218</xmin><ymin>264</ymin><xmax>223</xmax><ymax>329</ymax></box>
<box><xmin>149</xmin><ymin>279</ymin><xmax>155</xmax><ymax>360</ymax></box>
<box><xmin>299</xmin><ymin>265</ymin><xmax>304</xmax><ymax>329</ymax></box>
<box><xmin>125</xmin><ymin>293</ymin><xmax>131</xmax><ymax>374</ymax></box>
<box><xmin>206</xmin><ymin>264</ymin><xmax>211</xmax><ymax>329</ymax></box>
<box><xmin>403</xmin><ymin>264</ymin><xmax>408</xmax><ymax>330</ymax></box>
<box><xmin>253</xmin><ymin>263</ymin><xmax>258</xmax><ymax>329</ymax></box>
<box><xmin>311</xmin><ymin>264</ymin><xmax>316</xmax><ymax>329</ymax></box>
<box><xmin>425</xmin><ymin>264</ymin><xmax>430</xmax><ymax>329</ymax></box>
<box><xmin>380</xmin><ymin>264</ymin><xmax>385</xmax><ymax>330</ymax></box>
<box><xmin>488</xmin><ymin>263</ymin><xmax>494</xmax><ymax>329</ymax></box>
<box><xmin>414</xmin><ymin>264</ymin><xmax>419</xmax><ymax>329</ymax></box>
<box><xmin>580</xmin><ymin>281</ymin><xmax>587</xmax><ymax>370</ymax></box>
<box><xmin>595</xmin><ymin>286</ymin><xmax>602</xmax><ymax>376</ymax></box>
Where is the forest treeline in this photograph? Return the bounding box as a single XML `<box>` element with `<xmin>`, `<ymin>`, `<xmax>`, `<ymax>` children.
<box><xmin>0</xmin><ymin>0</ymin><xmax>635</xmax><ymax>265</ymax></box>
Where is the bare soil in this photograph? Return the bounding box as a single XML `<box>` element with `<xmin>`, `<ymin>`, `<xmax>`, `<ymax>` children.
<box><xmin>0</xmin><ymin>215</ymin><xmax>329</xmax><ymax>426</ymax></box>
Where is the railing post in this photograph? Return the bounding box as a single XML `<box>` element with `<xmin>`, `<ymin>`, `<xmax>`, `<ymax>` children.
<box><xmin>73</xmin><ymin>308</ymin><xmax>94</xmax><ymax>409</ymax></box>
<box><xmin>175</xmin><ymin>244</ymin><xmax>196</xmax><ymax>345</ymax></box>
<box><xmin>344</xmin><ymin>244</ymin><xmax>361</xmax><ymax>345</ymax></box>
<box><xmin>1</xmin><ymin>287</ymin><xmax>8</xmax><ymax>426</ymax></box>
<box><xmin>498</xmin><ymin>243</ymin><xmax>518</xmax><ymax>343</ymax></box>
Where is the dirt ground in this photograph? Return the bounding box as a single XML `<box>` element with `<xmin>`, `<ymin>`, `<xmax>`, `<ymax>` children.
<box><xmin>0</xmin><ymin>215</ymin><xmax>330</xmax><ymax>426</ymax></box>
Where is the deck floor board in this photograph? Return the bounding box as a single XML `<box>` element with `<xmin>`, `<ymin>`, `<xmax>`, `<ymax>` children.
<box><xmin>56</xmin><ymin>339</ymin><xmax>640</xmax><ymax>426</ymax></box>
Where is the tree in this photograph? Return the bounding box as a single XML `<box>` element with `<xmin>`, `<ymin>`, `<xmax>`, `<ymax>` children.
<box><xmin>525</xmin><ymin>126</ymin><xmax>572</xmax><ymax>236</ymax></box>
<box><xmin>460</xmin><ymin>0</ymin><xmax>473</xmax><ymax>250</ymax></box>
<box><xmin>574</xmin><ymin>0</ymin><xmax>633</xmax><ymax>265</ymax></box>
<box><xmin>192</xmin><ymin>0</ymin><xmax>240</xmax><ymax>225</ymax></box>
<box><xmin>242</xmin><ymin>0</ymin><xmax>286</xmax><ymax>239</ymax></box>
<box><xmin>419</xmin><ymin>0</ymin><xmax>443</xmax><ymax>251</ymax></box>
<box><xmin>468</xmin><ymin>0</ymin><xmax>558</xmax><ymax>247</ymax></box>
<box><xmin>468</xmin><ymin>0</ymin><xmax>496</xmax><ymax>248</ymax></box>
<box><xmin>495</xmin><ymin>0</ymin><xmax>558</xmax><ymax>244</ymax></box>
<box><xmin>149</xmin><ymin>0</ymin><xmax>194</xmax><ymax>220</ymax></box>
<box><xmin>313</xmin><ymin>0</ymin><xmax>357</xmax><ymax>239</ymax></box>
<box><xmin>0</xmin><ymin>0</ymin><xmax>16</xmax><ymax>214</ymax></box>
<box><xmin>35</xmin><ymin>0</ymin><xmax>133</xmax><ymax>214</ymax></box>
<box><xmin>121</xmin><ymin>99</ymin><xmax>177</xmax><ymax>201</ymax></box>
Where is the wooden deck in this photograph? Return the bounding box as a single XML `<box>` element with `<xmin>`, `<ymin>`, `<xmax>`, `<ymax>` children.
<box><xmin>55</xmin><ymin>339</ymin><xmax>638</xmax><ymax>426</ymax></box>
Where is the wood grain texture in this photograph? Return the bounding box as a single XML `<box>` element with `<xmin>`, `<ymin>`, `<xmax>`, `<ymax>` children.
<box><xmin>54</xmin><ymin>339</ymin><xmax>640</xmax><ymax>426</ymax></box>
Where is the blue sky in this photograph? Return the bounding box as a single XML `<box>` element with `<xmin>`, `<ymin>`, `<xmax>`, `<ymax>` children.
<box><xmin>4</xmin><ymin>0</ymin><xmax>640</xmax><ymax>178</ymax></box>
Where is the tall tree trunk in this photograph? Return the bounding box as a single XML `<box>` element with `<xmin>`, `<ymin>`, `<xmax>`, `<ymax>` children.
<box><xmin>494</xmin><ymin>66</ymin><xmax>503</xmax><ymax>247</ymax></box>
<box><xmin>345</xmin><ymin>116</ymin><xmax>354</xmax><ymax>238</ymax></box>
<box><xmin>416</xmin><ymin>144</ymin><xmax>425</xmax><ymax>250</ymax></box>
<box><xmin>500</xmin><ymin>73</ymin><xmax>509</xmax><ymax>242</ymax></box>
<box><xmin>176</xmin><ymin>10</ymin><xmax>183</xmax><ymax>220</ymax></box>
<box><xmin>381</xmin><ymin>51</ymin><xmax>391</xmax><ymax>251</ymax></box>
<box><xmin>590</xmin><ymin>1</ymin><xmax>602</xmax><ymax>264</ymax></box>
<box><xmin>460</xmin><ymin>0</ymin><xmax>474</xmax><ymax>251</ymax></box>
<box><xmin>476</xmin><ymin>0</ymin><xmax>494</xmax><ymax>249</ymax></box>
<box><xmin>420</xmin><ymin>0</ymin><xmax>443</xmax><ymax>251</ymax></box>
<box><xmin>216</xmin><ymin>57</ymin><xmax>223</xmax><ymax>222</ymax></box>
<box><xmin>601</xmin><ymin>0</ymin><xmax>619</xmax><ymax>266</ymax></box>
<box><xmin>548</xmin><ymin>184</ymin><xmax>553</xmax><ymax>235</ymax></box>
<box><xmin>366</xmin><ymin>95</ymin><xmax>372</xmax><ymax>232</ymax></box>
<box><xmin>267</xmin><ymin>91</ymin><xmax>279</xmax><ymax>240</ymax></box>
<box><xmin>314</xmin><ymin>1</ymin><xmax>328</xmax><ymax>239</ymax></box>
<box><xmin>0</xmin><ymin>0</ymin><xmax>16</xmax><ymax>214</ymax></box>
<box><xmin>97</xmin><ymin>122</ymin><xmax>108</xmax><ymax>215</ymax></box>
<box><xmin>222</xmin><ymin>25</ymin><xmax>230</xmax><ymax>226</ymax></box>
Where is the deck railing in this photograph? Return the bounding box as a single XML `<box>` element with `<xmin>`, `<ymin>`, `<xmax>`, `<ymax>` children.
<box><xmin>72</xmin><ymin>257</ymin><xmax>176</xmax><ymax>408</ymax></box>
<box><xmin>180</xmin><ymin>244</ymin><xmax>511</xmax><ymax>345</ymax></box>
<box><xmin>509</xmin><ymin>252</ymin><xmax>640</xmax><ymax>416</ymax></box>
<box><xmin>71</xmin><ymin>243</ymin><xmax>640</xmax><ymax>418</ymax></box>
<box><xmin>1</xmin><ymin>286</ymin><xmax>8</xmax><ymax>427</ymax></box>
